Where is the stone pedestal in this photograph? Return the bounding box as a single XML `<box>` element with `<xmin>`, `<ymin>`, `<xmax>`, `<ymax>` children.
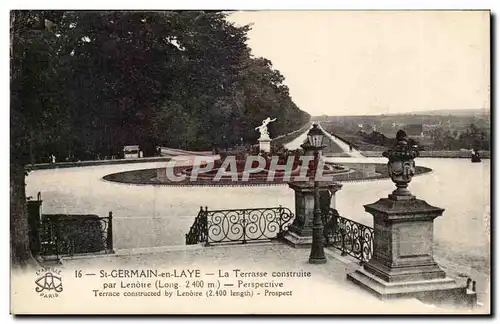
<box><xmin>258</xmin><ymin>136</ymin><xmax>271</xmax><ymax>153</ymax></box>
<box><xmin>283</xmin><ymin>181</ymin><xmax>342</xmax><ymax>248</ymax></box>
<box><xmin>347</xmin><ymin>196</ymin><xmax>462</xmax><ymax>300</ymax></box>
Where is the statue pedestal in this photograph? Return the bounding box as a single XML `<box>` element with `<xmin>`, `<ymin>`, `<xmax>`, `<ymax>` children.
<box><xmin>258</xmin><ymin>136</ymin><xmax>271</xmax><ymax>153</ymax></box>
<box><xmin>347</xmin><ymin>196</ymin><xmax>463</xmax><ymax>300</ymax></box>
<box><xmin>282</xmin><ymin>181</ymin><xmax>342</xmax><ymax>248</ymax></box>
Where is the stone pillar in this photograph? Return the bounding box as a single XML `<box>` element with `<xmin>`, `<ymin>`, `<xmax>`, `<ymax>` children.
<box><xmin>283</xmin><ymin>181</ymin><xmax>342</xmax><ymax>247</ymax></box>
<box><xmin>258</xmin><ymin>136</ymin><xmax>271</xmax><ymax>153</ymax></box>
<box><xmin>347</xmin><ymin>130</ymin><xmax>462</xmax><ymax>300</ymax></box>
<box><xmin>27</xmin><ymin>193</ymin><xmax>43</xmax><ymax>255</ymax></box>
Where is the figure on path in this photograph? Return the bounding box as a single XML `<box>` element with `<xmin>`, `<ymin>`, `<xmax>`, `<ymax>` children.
<box><xmin>255</xmin><ymin>117</ymin><xmax>277</xmax><ymax>138</ymax></box>
<box><xmin>471</xmin><ymin>148</ymin><xmax>481</xmax><ymax>163</ymax></box>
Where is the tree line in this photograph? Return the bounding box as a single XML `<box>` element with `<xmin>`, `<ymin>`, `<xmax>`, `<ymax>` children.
<box><xmin>10</xmin><ymin>10</ymin><xmax>310</xmax><ymax>266</ymax></box>
<box><xmin>427</xmin><ymin>123</ymin><xmax>489</xmax><ymax>151</ymax></box>
<box><xmin>12</xmin><ymin>10</ymin><xmax>310</xmax><ymax>164</ymax></box>
<box><xmin>356</xmin><ymin>123</ymin><xmax>490</xmax><ymax>151</ymax></box>
<box><xmin>322</xmin><ymin>122</ymin><xmax>489</xmax><ymax>152</ymax></box>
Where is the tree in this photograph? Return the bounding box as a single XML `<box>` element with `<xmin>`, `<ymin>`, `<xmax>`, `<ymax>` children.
<box><xmin>459</xmin><ymin>123</ymin><xmax>489</xmax><ymax>151</ymax></box>
<box><xmin>11</xmin><ymin>10</ymin><xmax>64</xmax><ymax>267</ymax></box>
<box><xmin>10</xmin><ymin>11</ymin><xmax>311</xmax><ymax>267</ymax></box>
<box><xmin>52</xmin><ymin>11</ymin><xmax>309</xmax><ymax>152</ymax></box>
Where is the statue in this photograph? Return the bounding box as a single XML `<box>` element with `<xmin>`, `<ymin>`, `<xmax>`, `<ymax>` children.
<box><xmin>255</xmin><ymin>117</ymin><xmax>276</xmax><ymax>139</ymax></box>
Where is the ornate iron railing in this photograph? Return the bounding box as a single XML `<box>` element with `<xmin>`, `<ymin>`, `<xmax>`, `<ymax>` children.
<box><xmin>39</xmin><ymin>212</ymin><xmax>114</xmax><ymax>257</ymax></box>
<box><xmin>185</xmin><ymin>207</ymin><xmax>208</xmax><ymax>245</ymax></box>
<box><xmin>323</xmin><ymin>208</ymin><xmax>374</xmax><ymax>264</ymax></box>
<box><xmin>207</xmin><ymin>206</ymin><xmax>294</xmax><ymax>245</ymax></box>
<box><xmin>186</xmin><ymin>206</ymin><xmax>295</xmax><ymax>245</ymax></box>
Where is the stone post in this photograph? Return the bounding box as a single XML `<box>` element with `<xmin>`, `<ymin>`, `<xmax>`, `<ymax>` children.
<box><xmin>258</xmin><ymin>136</ymin><xmax>271</xmax><ymax>153</ymax></box>
<box><xmin>283</xmin><ymin>181</ymin><xmax>342</xmax><ymax>247</ymax></box>
<box><xmin>347</xmin><ymin>130</ymin><xmax>462</xmax><ymax>300</ymax></box>
<box><xmin>27</xmin><ymin>192</ymin><xmax>43</xmax><ymax>255</ymax></box>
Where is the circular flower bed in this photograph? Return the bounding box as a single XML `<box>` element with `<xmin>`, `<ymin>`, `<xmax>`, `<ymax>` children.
<box><xmin>101</xmin><ymin>143</ymin><xmax>432</xmax><ymax>186</ymax></box>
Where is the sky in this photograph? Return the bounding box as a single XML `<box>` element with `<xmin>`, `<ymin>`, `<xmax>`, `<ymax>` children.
<box><xmin>227</xmin><ymin>11</ymin><xmax>490</xmax><ymax>116</ymax></box>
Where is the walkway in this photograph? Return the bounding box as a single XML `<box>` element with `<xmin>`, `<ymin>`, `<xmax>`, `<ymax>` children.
<box><xmin>318</xmin><ymin>123</ymin><xmax>366</xmax><ymax>158</ymax></box>
<box><xmin>14</xmin><ymin>242</ymin><xmax>479</xmax><ymax>315</ymax></box>
<box><xmin>159</xmin><ymin>147</ymin><xmax>213</xmax><ymax>157</ymax></box>
<box><xmin>283</xmin><ymin>129</ymin><xmax>308</xmax><ymax>150</ymax></box>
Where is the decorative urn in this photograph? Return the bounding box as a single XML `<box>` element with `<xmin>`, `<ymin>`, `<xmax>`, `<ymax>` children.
<box><xmin>383</xmin><ymin>130</ymin><xmax>420</xmax><ymax>200</ymax></box>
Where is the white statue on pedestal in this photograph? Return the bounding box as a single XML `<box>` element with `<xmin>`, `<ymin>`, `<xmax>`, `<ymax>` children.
<box><xmin>255</xmin><ymin>117</ymin><xmax>277</xmax><ymax>139</ymax></box>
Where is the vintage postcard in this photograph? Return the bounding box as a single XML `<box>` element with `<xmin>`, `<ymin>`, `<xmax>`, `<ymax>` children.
<box><xmin>10</xmin><ymin>9</ymin><xmax>491</xmax><ymax>315</ymax></box>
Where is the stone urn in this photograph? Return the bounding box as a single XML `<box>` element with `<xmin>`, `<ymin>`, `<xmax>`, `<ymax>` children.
<box><xmin>347</xmin><ymin>129</ymin><xmax>465</xmax><ymax>303</ymax></box>
<box><xmin>382</xmin><ymin>130</ymin><xmax>419</xmax><ymax>199</ymax></box>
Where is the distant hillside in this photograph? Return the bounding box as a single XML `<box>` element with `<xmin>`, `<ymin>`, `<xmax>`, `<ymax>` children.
<box><xmin>388</xmin><ymin>108</ymin><xmax>490</xmax><ymax>117</ymax></box>
<box><xmin>313</xmin><ymin>108</ymin><xmax>490</xmax><ymax>119</ymax></box>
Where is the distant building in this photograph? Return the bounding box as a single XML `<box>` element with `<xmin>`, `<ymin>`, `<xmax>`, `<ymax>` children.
<box><xmin>423</xmin><ymin>124</ymin><xmax>441</xmax><ymax>131</ymax></box>
<box><xmin>405</xmin><ymin>124</ymin><xmax>424</xmax><ymax>137</ymax></box>
<box><xmin>123</xmin><ymin>145</ymin><xmax>141</xmax><ymax>159</ymax></box>
<box><xmin>420</xmin><ymin>124</ymin><xmax>442</xmax><ymax>138</ymax></box>
<box><xmin>359</xmin><ymin>123</ymin><xmax>374</xmax><ymax>134</ymax></box>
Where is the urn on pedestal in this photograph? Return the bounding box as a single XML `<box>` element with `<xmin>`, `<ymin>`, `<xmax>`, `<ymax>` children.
<box><xmin>347</xmin><ymin>130</ymin><xmax>464</xmax><ymax>303</ymax></box>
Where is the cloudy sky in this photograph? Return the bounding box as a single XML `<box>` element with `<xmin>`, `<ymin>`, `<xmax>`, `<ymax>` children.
<box><xmin>227</xmin><ymin>11</ymin><xmax>490</xmax><ymax>116</ymax></box>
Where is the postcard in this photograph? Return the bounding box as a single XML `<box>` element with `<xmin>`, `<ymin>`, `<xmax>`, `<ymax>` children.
<box><xmin>10</xmin><ymin>9</ymin><xmax>491</xmax><ymax>315</ymax></box>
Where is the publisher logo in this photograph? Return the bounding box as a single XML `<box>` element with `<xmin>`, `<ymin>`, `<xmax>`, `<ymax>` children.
<box><xmin>35</xmin><ymin>267</ymin><xmax>63</xmax><ymax>298</ymax></box>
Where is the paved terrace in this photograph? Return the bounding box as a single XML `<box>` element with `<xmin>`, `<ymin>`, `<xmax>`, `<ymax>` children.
<box><xmin>30</xmin><ymin>242</ymin><xmax>486</xmax><ymax>315</ymax></box>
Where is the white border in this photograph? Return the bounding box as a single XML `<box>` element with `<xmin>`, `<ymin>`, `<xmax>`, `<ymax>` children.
<box><xmin>2</xmin><ymin>1</ymin><xmax>498</xmax><ymax>10</ymax></box>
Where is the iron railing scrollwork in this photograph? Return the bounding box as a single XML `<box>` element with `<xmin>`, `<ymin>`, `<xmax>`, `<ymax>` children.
<box><xmin>185</xmin><ymin>206</ymin><xmax>294</xmax><ymax>245</ymax></box>
<box><xmin>323</xmin><ymin>208</ymin><xmax>374</xmax><ymax>264</ymax></box>
<box><xmin>185</xmin><ymin>207</ymin><xmax>208</xmax><ymax>245</ymax></box>
<box><xmin>184</xmin><ymin>205</ymin><xmax>371</xmax><ymax>259</ymax></box>
<box><xmin>206</xmin><ymin>206</ymin><xmax>294</xmax><ymax>245</ymax></box>
<box><xmin>39</xmin><ymin>212</ymin><xmax>114</xmax><ymax>257</ymax></box>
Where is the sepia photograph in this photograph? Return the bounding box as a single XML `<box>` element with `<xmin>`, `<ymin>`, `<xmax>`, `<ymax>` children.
<box><xmin>9</xmin><ymin>8</ymin><xmax>491</xmax><ymax>315</ymax></box>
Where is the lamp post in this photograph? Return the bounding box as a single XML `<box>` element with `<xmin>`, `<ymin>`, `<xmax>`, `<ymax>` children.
<box><xmin>307</xmin><ymin>124</ymin><xmax>327</xmax><ymax>264</ymax></box>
